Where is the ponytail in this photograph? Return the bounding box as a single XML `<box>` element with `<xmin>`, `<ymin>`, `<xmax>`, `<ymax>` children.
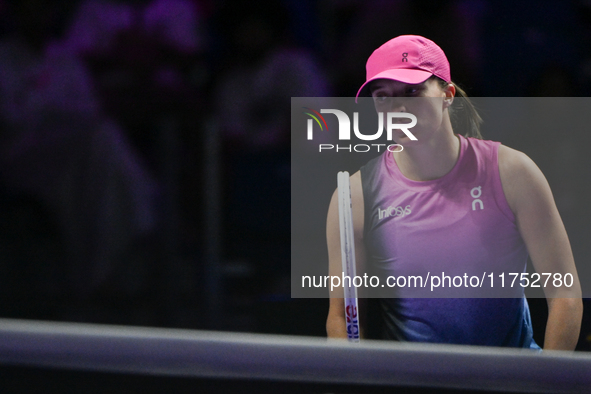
<box><xmin>433</xmin><ymin>77</ymin><xmax>483</xmax><ymax>139</ymax></box>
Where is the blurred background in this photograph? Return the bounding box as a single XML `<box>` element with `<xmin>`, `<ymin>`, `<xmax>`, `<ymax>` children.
<box><xmin>0</xmin><ymin>0</ymin><xmax>590</xmax><ymax>350</ymax></box>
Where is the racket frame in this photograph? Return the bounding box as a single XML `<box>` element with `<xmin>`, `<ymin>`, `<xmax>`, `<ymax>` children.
<box><xmin>337</xmin><ymin>171</ymin><xmax>360</xmax><ymax>342</ymax></box>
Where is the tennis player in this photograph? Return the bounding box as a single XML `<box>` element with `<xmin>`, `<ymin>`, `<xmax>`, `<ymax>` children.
<box><xmin>326</xmin><ymin>35</ymin><xmax>583</xmax><ymax>349</ymax></box>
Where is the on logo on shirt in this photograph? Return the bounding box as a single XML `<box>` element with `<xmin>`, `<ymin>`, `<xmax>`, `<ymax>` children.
<box><xmin>471</xmin><ymin>186</ymin><xmax>484</xmax><ymax>210</ymax></box>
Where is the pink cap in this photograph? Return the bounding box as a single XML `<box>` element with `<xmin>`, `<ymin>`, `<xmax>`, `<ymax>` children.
<box><xmin>356</xmin><ymin>35</ymin><xmax>451</xmax><ymax>101</ymax></box>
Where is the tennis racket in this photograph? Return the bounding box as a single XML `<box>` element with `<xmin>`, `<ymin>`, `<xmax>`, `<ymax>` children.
<box><xmin>337</xmin><ymin>171</ymin><xmax>360</xmax><ymax>342</ymax></box>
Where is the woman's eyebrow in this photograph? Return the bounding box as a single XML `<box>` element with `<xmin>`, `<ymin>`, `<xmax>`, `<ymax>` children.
<box><xmin>369</xmin><ymin>84</ymin><xmax>383</xmax><ymax>93</ymax></box>
<box><xmin>370</xmin><ymin>83</ymin><xmax>393</xmax><ymax>94</ymax></box>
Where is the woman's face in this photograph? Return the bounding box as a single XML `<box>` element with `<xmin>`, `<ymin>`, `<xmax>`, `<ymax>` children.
<box><xmin>369</xmin><ymin>78</ymin><xmax>453</xmax><ymax>144</ymax></box>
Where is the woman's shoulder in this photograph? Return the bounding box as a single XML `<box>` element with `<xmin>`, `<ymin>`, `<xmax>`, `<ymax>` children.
<box><xmin>497</xmin><ymin>144</ymin><xmax>548</xmax><ymax>215</ymax></box>
<box><xmin>498</xmin><ymin>144</ymin><xmax>539</xmax><ymax>177</ymax></box>
<box><xmin>359</xmin><ymin>151</ymin><xmax>389</xmax><ymax>184</ymax></box>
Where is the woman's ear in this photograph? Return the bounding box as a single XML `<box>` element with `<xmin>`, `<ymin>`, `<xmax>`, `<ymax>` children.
<box><xmin>443</xmin><ymin>83</ymin><xmax>455</xmax><ymax>108</ymax></box>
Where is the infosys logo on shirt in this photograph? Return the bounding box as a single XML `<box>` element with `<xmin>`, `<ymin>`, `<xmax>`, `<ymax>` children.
<box><xmin>378</xmin><ymin>204</ymin><xmax>411</xmax><ymax>220</ymax></box>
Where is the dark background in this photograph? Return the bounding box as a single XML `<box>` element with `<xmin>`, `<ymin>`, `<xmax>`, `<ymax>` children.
<box><xmin>0</xmin><ymin>0</ymin><xmax>590</xmax><ymax>353</ymax></box>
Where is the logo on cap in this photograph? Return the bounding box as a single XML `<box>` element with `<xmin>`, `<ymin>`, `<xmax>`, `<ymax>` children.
<box><xmin>402</xmin><ymin>52</ymin><xmax>408</xmax><ymax>62</ymax></box>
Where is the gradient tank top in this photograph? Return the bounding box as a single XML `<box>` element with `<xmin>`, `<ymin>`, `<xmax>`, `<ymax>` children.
<box><xmin>360</xmin><ymin>135</ymin><xmax>539</xmax><ymax>348</ymax></box>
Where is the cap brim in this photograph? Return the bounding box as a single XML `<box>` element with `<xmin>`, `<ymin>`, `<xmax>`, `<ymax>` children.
<box><xmin>355</xmin><ymin>69</ymin><xmax>433</xmax><ymax>102</ymax></box>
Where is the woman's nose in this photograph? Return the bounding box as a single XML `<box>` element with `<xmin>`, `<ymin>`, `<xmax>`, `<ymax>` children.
<box><xmin>374</xmin><ymin>97</ymin><xmax>407</xmax><ymax>113</ymax></box>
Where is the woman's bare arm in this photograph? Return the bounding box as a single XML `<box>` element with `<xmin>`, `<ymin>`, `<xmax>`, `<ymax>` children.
<box><xmin>499</xmin><ymin>145</ymin><xmax>583</xmax><ymax>350</ymax></box>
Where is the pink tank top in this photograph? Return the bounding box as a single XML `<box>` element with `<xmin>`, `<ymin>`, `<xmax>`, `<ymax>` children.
<box><xmin>360</xmin><ymin>135</ymin><xmax>537</xmax><ymax>347</ymax></box>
